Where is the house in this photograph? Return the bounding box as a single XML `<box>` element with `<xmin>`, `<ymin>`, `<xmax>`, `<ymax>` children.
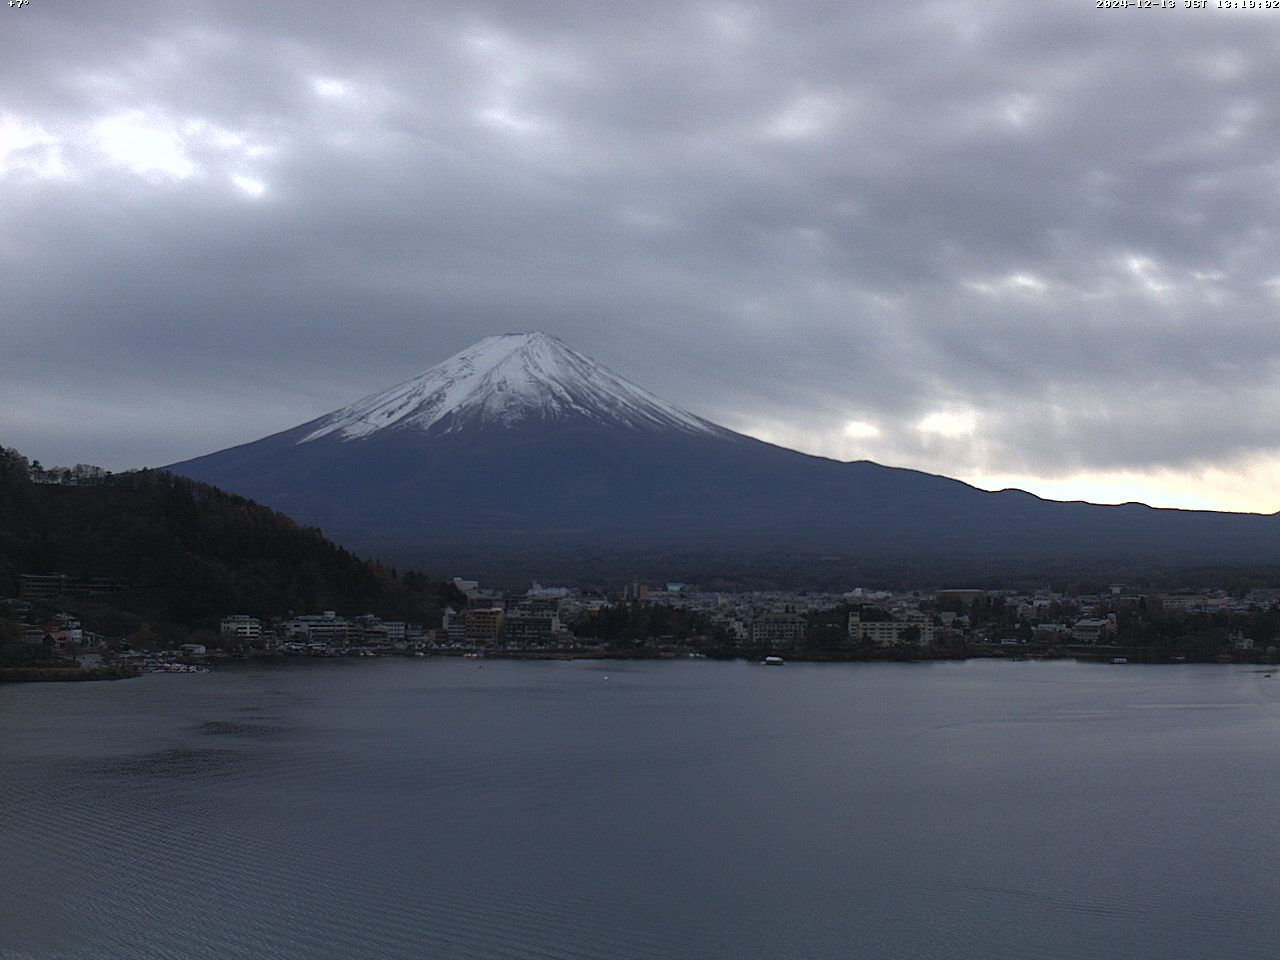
<box><xmin>1071</xmin><ymin>615</ymin><xmax>1116</xmax><ymax>643</ymax></box>
<box><xmin>51</xmin><ymin>614</ymin><xmax>83</xmax><ymax>645</ymax></box>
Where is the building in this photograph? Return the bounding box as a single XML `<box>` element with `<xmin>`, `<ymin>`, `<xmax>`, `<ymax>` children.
<box><xmin>221</xmin><ymin>615</ymin><xmax>263</xmax><ymax>642</ymax></box>
<box><xmin>51</xmin><ymin>613</ymin><xmax>83</xmax><ymax>645</ymax></box>
<box><xmin>20</xmin><ymin>625</ymin><xmax>49</xmax><ymax>646</ymax></box>
<box><xmin>503</xmin><ymin>612</ymin><xmax>562</xmax><ymax>646</ymax></box>
<box><xmin>1231</xmin><ymin>632</ymin><xmax>1255</xmax><ymax>651</ymax></box>
<box><xmin>502</xmin><ymin>596</ymin><xmax>568</xmax><ymax>646</ymax></box>
<box><xmin>18</xmin><ymin>573</ymin><xmax>67</xmax><ymax>602</ymax></box>
<box><xmin>16</xmin><ymin>574</ymin><xmax>128</xmax><ymax>600</ymax></box>
<box><xmin>750</xmin><ymin>610</ymin><xmax>807</xmax><ymax>647</ymax></box>
<box><xmin>442</xmin><ymin>607</ymin><xmax>466</xmax><ymax>642</ymax></box>
<box><xmin>465</xmin><ymin>607</ymin><xmax>505</xmax><ymax>642</ymax></box>
<box><xmin>848</xmin><ymin>611</ymin><xmax>935</xmax><ymax>647</ymax></box>
<box><xmin>1071</xmin><ymin>615</ymin><xmax>1116</xmax><ymax>643</ymax></box>
<box><xmin>284</xmin><ymin>612</ymin><xmax>351</xmax><ymax>646</ymax></box>
<box><xmin>527</xmin><ymin>582</ymin><xmax>570</xmax><ymax>599</ymax></box>
<box><xmin>68</xmin><ymin>577</ymin><xmax>130</xmax><ymax>596</ymax></box>
<box><xmin>1033</xmin><ymin>623</ymin><xmax>1071</xmax><ymax>643</ymax></box>
<box><xmin>935</xmin><ymin>589</ymin><xmax>988</xmax><ymax>606</ymax></box>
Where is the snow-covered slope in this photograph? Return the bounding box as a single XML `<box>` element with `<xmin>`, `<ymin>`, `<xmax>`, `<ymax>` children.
<box><xmin>300</xmin><ymin>332</ymin><xmax>725</xmax><ymax>443</ymax></box>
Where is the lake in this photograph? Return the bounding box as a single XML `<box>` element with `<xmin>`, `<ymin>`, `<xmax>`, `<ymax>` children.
<box><xmin>3</xmin><ymin>658</ymin><xmax>1278</xmax><ymax>959</ymax></box>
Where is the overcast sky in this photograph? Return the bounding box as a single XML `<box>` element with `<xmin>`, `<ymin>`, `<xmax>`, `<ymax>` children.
<box><xmin>4</xmin><ymin>0</ymin><xmax>1279</xmax><ymax>512</ymax></box>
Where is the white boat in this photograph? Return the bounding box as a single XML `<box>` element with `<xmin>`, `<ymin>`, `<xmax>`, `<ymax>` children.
<box><xmin>763</xmin><ymin>656</ymin><xmax>785</xmax><ymax>666</ymax></box>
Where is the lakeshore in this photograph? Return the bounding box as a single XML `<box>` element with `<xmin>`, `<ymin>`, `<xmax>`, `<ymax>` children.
<box><xmin>8</xmin><ymin>640</ymin><xmax>1279</xmax><ymax>684</ymax></box>
<box><xmin>12</xmin><ymin>575</ymin><xmax>1280</xmax><ymax>683</ymax></box>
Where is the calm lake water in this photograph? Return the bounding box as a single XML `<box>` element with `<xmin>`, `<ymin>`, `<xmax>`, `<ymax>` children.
<box><xmin>3</xmin><ymin>658</ymin><xmax>1279</xmax><ymax>960</ymax></box>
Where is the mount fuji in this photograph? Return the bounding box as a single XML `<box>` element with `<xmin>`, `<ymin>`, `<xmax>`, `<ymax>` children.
<box><xmin>297</xmin><ymin>332</ymin><xmax>727</xmax><ymax>442</ymax></box>
<box><xmin>169</xmin><ymin>332</ymin><xmax>1280</xmax><ymax>583</ymax></box>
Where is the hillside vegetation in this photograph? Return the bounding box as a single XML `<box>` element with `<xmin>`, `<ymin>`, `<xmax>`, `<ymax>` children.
<box><xmin>0</xmin><ymin>446</ymin><xmax>461</xmax><ymax>643</ymax></box>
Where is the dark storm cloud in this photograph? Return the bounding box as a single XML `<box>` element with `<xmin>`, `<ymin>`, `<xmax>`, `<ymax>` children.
<box><xmin>4</xmin><ymin>0</ymin><xmax>1279</xmax><ymax>507</ymax></box>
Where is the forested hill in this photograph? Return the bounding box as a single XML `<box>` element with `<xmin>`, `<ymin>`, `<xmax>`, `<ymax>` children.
<box><xmin>0</xmin><ymin>446</ymin><xmax>461</xmax><ymax>640</ymax></box>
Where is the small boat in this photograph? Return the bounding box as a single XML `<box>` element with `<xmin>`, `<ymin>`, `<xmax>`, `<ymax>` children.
<box><xmin>1111</xmin><ymin>657</ymin><xmax>1128</xmax><ymax>664</ymax></box>
<box><xmin>763</xmin><ymin>656</ymin><xmax>785</xmax><ymax>666</ymax></box>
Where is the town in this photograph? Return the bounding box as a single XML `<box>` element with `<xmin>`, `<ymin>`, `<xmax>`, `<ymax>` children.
<box><xmin>6</xmin><ymin>570</ymin><xmax>1280</xmax><ymax>679</ymax></box>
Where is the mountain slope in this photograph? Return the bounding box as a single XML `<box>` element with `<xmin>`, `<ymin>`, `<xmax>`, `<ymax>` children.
<box><xmin>168</xmin><ymin>333</ymin><xmax>1280</xmax><ymax>583</ymax></box>
<box><xmin>0</xmin><ymin>446</ymin><xmax>459</xmax><ymax>641</ymax></box>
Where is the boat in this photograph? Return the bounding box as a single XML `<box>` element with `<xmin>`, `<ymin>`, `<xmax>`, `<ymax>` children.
<box><xmin>1111</xmin><ymin>657</ymin><xmax>1128</xmax><ymax>664</ymax></box>
<box><xmin>763</xmin><ymin>656</ymin><xmax>785</xmax><ymax>666</ymax></box>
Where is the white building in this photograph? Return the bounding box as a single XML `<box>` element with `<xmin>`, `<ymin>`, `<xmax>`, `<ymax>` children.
<box><xmin>442</xmin><ymin>607</ymin><xmax>466</xmax><ymax>642</ymax></box>
<box><xmin>283</xmin><ymin>612</ymin><xmax>350</xmax><ymax>645</ymax></box>
<box><xmin>50</xmin><ymin>613</ymin><xmax>83</xmax><ymax>646</ymax></box>
<box><xmin>848</xmin><ymin>611</ymin><xmax>935</xmax><ymax>647</ymax></box>
<box><xmin>527</xmin><ymin>582</ymin><xmax>570</xmax><ymax>599</ymax></box>
<box><xmin>221</xmin><ymin>615</ymin><xmax>262</xmax><ymax>642</ymax></box>
<box><xmin>750</xmin><ymin>610</ymin><xmax>807</xmax><ymax>646</ymax></box>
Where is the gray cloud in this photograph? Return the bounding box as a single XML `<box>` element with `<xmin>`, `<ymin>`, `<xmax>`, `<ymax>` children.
<box><xmin>4</xmin><ymin>0</ymin><xmax>1280</xmax><ymax>508</ymax></box>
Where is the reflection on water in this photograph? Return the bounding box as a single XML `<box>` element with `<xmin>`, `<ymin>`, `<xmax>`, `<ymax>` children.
<box><xmin>3</xmin><ymin>659</ymin><xmax>1279</xmax><ymax>960</ymax></box>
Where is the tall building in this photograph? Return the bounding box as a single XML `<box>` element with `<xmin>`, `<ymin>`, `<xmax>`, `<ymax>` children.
<box><xmin>502</xmin><ymin>596</ymin><xmax>567</xmax><ymax>646</ymax></box>
<box><xmin>623</xmin><ymin>582</ymin><xmax>649</xmax><ymax>602</ymax></box>
<box><xmin>464</xmin><ymin>607</ymin><xmax>505</xmax><ymax>642</ymax></box>
<box><xmin>750</xmin><ymin>610</ymin><xmax>807</xmax><ymax>647</ymax></box>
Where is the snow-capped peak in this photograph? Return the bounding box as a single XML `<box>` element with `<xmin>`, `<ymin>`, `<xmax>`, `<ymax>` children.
<box><xmin>300</xmin><ymin>332</ymin><xmax>726</xmax><ymax>442</ymax></box>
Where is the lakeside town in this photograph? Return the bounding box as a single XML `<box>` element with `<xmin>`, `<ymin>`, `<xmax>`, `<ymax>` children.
<box><xmin>7</xmin><ymin>570</ymin><xmax>1280</xmax><ymax>680</ymax></box>
<box><xmin>6</xmin><ymin>450</ymin><xmax>1280</xmax><ymax>681</ymax></box>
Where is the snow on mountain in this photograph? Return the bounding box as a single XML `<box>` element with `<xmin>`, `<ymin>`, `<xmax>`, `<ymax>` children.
<box><xmin>300</xmin><ymin>332</ymin><xmax>726</xmax><ymax>443</ymax></box>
